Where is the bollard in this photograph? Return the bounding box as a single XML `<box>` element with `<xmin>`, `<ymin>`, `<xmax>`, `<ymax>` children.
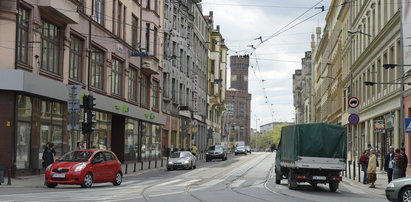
<box><xmin>7</xmin><ymin>168</ymin><xmax>11</xmax><ymax>185</ymax></box>
<box><xmin>141</xmin><ymin>161</ymin><xmax>144</xmax><ymax>170</ymax></box>
<box><xmin>125</xmin><ymin>164</ymin><xmax>128</xmax><ymax>174</ymax></box>
<box><xmin>353</xmin><ymin>162</ymin><xmax>356</xmax><ymax>181</ymax></box>
<box><xmin>161</xmin><ymin>159</ymin><xmax>163</xmax><ymax>167</ymax></box>
<box><xmin>358</xmin><ymin>163</ymin><xmax>361</xmax><ymax>182</ymax></box>
<box><xmin>348</xmin><ymin>161</ymin><xmax>351</xmax><ymax>179</ymax></box>
<box><xmin>148</xmin><ymin>160</ymin><xmax>151</xmax><ymax>169</ymax></box>
<box><xmin>133</xmin><ymin>162</ymin><xmax>136</xmax><ymax>172</ymax></box>
<box><xmin>155</xmin><ymin>159</ymin><xmax>157</xmax><ymax>168</ymax></box>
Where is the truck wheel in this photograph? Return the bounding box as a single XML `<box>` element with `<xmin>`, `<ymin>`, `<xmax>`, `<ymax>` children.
<box><xmin>329</xmin><ymin>181</ymin><xmax>339</xmax><ymax>192</ymax></box>
<box><xmin>287</xmin><ymin>170</ymin><xmax>297</xmax><ymax>189</ymax></box>
<box><xmin>275</xmin><ymin>174</ymin><xmax>281</xmax><ymax>184</ymax></box>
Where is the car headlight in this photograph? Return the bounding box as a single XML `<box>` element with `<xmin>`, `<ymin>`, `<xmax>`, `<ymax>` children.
<box><xmin>206</xmin><ymin>152</ymin><xmax>209</xmax><ymax>155</ymax></box>
<box><xmin>46</xmin><ymin>164</ymin><xmax>52</xmax><ymax>171</ymax></box>
<box><xmin>74</xmin><ymin>163</ymin><xmax>86</xmax><ymax>172</ymax></box>
<box><xmin>168</xmin><ymin>161</ymin><xmax>173</xmax><ymax>164</ymax></box>
<box><xmin>387</xmin><ymin>182</ymin><xmax>395</xmax><ymax>188</ymax></box>
<box><xmin>184</xmin><ymin>160</ymin><xmax>189</xmax><ymax>164</ymax></box>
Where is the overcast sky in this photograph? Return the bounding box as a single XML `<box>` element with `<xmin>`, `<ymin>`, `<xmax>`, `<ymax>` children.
<box><xmin>201</xmin><ymin>0</ymin><xmax>332</xmax><ymax>129</ymax></box>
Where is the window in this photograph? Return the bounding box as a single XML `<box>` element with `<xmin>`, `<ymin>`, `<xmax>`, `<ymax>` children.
<box><xmin>163</xmin><ymin>72</ymin><xmax>169</xmax><ymax>98</ymax></box>
<box><xmin>111</xmin><ymin>58</ymin><xmax>123</xmax><ymax>96</ymax></box>
<box><xmin>210</xmin><ymin>60</ymin><xmax>215</xmax><ymax>74</ymax></box>
<box><xmin>146</xmin><ymin>0</ymin><xmax>151</xmax><ymax>9</ymax></box>
<box><xmin>95</xmin><ymin>0</ymin><xmax>105</xmax><ymax>25</ymax></box>
<box><xmin>40</xmin><ymin>20</ymin><xmax>60</xmax><ymax>74</ymax></box>
<box><xmin>17</xmin><ymin>7</ymin><xmax>29</xmax><ymax>64</ymax></box>
<box><xmin>172</xmin><ymin>78</ymin><xmax>176</xmax><ymax>101</ymax></box>
<box><xmin>91</xmin><ymin>47</ymin><xmax>104</xmax><ymax>89</ymax></box>
<box><xmin>128</xmin><ymin>67</ymin><xmax>137</xmax><ymax>101</ymax></box>
<box><xmin>117</xmin><ymin>2</ymin><xmax>122</xmax><ymax>37</ymax></box>
<box><xmin>145</xmin><ymin>23</ymin><xmax>150</xmax><ymax>52</ymax></box>
<box><xmin>152</xmin><ymin>80</ymin><xmax>159</xmax><ymax>109</ymax></box>
<box><xmin>141</xmin><ymin>74</ymin><xmax>149</xmax><ymax>106</ymax></box>
<box><xmin>77</xmin><ymin>0</ymin><xmax>85</xmax><ymax>12</ymax></box>
<box><xmin>179</xmin><ymin>83</ymin><xmax>183</xmax><ymax>104</ymax></box>
<box><xmin>239</xmin><ymin>103</ymin><xmax>245</xmax><ymax>117</ymax></box>
<box><xmin>125</xmin><ymin>118</ymin><xmax>140</xmax><ymax>161</ymax></box>
<box><xmin>153</xmin><ymin>27</ymin><xmax>158</xmax><ymax>56</ymax></box>
<box><xmin>16</xmin><ymin>95</ymin><xmax>32</xmax><ymax>169</ymax></box>
<box><xmin>131</xmin><ymin>15</ymin><xmax>139</xmax><ymax>48</ymax></box>
<box><xmin>69</xmin><ymin>35</ymin><xmax>83</xmax><ymax>81</ymax></box>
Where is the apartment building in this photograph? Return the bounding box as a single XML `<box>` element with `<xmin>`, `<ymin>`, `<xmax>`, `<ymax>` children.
<box><xmin>292</xmin><ymin>51</ymin><xmax>312</xmax><ymax>124</ymax></box>
<box><xmin>0</xmin><ymin>0</ymin><xmax>164</xmax><ymax>176</ymax></box>
<box><xmin>162</xmin><ymin>0</ymin><xmax>209</xmax><ymax>152</ymax></box>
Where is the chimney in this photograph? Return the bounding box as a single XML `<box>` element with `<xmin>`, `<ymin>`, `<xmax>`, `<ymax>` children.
<box><xmin>216</xmin><ymin>25</ymin><xmax>220</xmax><ymax>32</ymax></box>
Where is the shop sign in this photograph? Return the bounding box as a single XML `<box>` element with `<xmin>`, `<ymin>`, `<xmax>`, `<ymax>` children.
<box><xmin>374</xmin><ymin>119</ymin><xmax>385</xmax><ymax>132</ymax></box>
<box><xmin>144</xmin><ymin>113</ymin><xmax>155</xmax><ymax>120</ymax></box>
<box><xmin>385</xmin><ymin>114</ymin><xmax>394</xmax><ymax>129</ymax></box>
<box><xmin>115</xmin><ymin>104</ymin><xmax>129</xmax><ymax>112</ymax></box>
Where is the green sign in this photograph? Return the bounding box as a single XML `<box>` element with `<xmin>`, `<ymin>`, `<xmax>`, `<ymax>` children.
<box><xmin>144</xmin><ymin>113</ymin><xmax>155</xmax><ymax>120</ymax></box>
<box><xmin>115</xmin><ymin>104</ymin><xmax>129</xmax><ymax>113</ymax></box>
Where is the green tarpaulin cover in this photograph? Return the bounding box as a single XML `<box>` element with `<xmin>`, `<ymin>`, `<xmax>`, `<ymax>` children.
<box><xmin>278</xmin><ymin>123</ymin><xmax>346</xmax><ymax>161</ymax></box>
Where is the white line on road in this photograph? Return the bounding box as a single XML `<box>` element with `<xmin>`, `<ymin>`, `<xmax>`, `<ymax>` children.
<box><xmin>231</xmin><ymin>179</ymin><xmax>246</xmax><ymax>188</ymax></box>
<box><xmin>154</xmin><ymin>179</ymin><xmax>182</xmax><ymax>187</ymax></box>
<box><xmin>199</xmin><ymin>179</ymin><xmax>224</xmax><ymax>187</ymax></box>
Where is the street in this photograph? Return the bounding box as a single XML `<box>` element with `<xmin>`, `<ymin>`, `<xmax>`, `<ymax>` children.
<box><xmin>0</xmin><ymin>152</ymin><xmax>386</xmax><ymax>202</ymax></box>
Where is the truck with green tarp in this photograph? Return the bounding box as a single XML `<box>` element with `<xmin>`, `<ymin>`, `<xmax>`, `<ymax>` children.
<box><xmin>275</xmin><ymin>123</ymin><xmax>346</xmax><ymax>192</ymax></box>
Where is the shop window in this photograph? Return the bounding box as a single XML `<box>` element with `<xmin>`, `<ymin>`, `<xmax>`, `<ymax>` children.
<box><xmin>16</xmin><ymin>95</ymin><xmax>32</xmax><ymax>169</ymax></box>
<box><xmin>125</xmin><ymin>118</ymin><xmax>140</xmax><ymax>161</ymax></box>
<box><xmin>91</xmin><ymin>111</ymin><xmax>111</xmax><ymax>149</ymax></box>
<box><xmin>40</xmin><ymin>20</ymin><xmax>60</xmax><ymax>75</ymax></box>
<box><xmin>141</xmin><ymin>123</ymin><xmax>161</xmax><ymax>159</ymax></box>
<box><xmin>40</xmin><ymin>101</ymin><xmax>64</xmax><ymax>160</ymax></box>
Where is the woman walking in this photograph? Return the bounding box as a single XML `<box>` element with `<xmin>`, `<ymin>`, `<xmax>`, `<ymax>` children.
<box><xmin>367</xmin><ymin>149</ymin><xmax>377</xmax><ymax>188</ymax></box>
<box><xmin>42</xmin><ymin>142</ymin><xmax>56</xmax><ymax>169</ymax></box>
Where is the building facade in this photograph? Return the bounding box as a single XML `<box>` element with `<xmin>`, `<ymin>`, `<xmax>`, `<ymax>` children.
<box><xmin>225</xmin><ymin>55</ymin><xmax>251</xmax><ymax>145</ymax></box>
<box><xmin>0</xmin><ymin>0</ymin><xmax>165</xmax><ymax>176</ymax></box>
<box><xmin>205</xmin><ymin>11</ymin><xmax>228</xmax><ymax>146</ymax></box>
<box><xmin>292</xmin><ymin>51</ymin><xmax>312</xmax><ymax>124</ymax></box>
<box><xmin>162</xmin><ymin>0</ymin><xmax>209</xmax><ymax>153</ymax></box>
<box><xmin>309</xmin><ymin>0</ymin><xmax>403</xmax><ymax>170</ymax></box>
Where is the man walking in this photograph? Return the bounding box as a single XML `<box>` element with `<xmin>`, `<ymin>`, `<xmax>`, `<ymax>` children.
<box><xmin>385</xmin><ymin>146</ymin><xmax>395</xmax><ymax>183</ymax></box>
<box><xmin>401</xmin><ymin>147</ymin><xmax>408</xmax><ymax>177</ymax></box>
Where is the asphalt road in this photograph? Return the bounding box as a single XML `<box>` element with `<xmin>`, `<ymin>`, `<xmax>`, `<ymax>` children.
<box><xmin>0</xmin><ymin>152</ymin><xmax>387</xmax><ymax>202</ymax></box>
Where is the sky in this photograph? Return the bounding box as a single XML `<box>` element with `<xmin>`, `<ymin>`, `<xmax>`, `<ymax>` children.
<box><xmin>201</xmin><ymin>0</ymin><xmax>332</xmax><ymax>130</ymax></box>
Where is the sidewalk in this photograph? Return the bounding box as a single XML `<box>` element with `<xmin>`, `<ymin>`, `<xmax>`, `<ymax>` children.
<box><xmin>0</xmin><ymin>154</ymin><xmax>210</xmax><ymax>188</ymax></box>
<box><xmin>342</xmin><ymin>162</ymin><xmax>388</xmax><ymax>198</ymax></box>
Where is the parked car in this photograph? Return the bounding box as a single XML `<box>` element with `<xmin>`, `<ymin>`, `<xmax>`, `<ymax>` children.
<box><xmin>167</xmin><ymin>151</ymin><xmax>197</xmax><ymax>171</ymax></box>
<box><xmin>206</xmin><ymin>145</ymin><xmax>228</xmax><ymax>162</ymax></box>
<box><xmin>235</xmin><ymin>146</ymin><xmax>247</xmax><ymax>155</ymax></box>
<box><xmin>386</xmin><ymin>177</ymin><xmax>411</xmax><ymax>202</ymax></box>
<box><xmin>245</xmin><ymin>146</ymin><xmax>251</xmax><ymax>154</ymax></box>
<box><xmin>44</xmin><ymin>149</ymin><xmax>123</xmax><ymax>188</ymax></box>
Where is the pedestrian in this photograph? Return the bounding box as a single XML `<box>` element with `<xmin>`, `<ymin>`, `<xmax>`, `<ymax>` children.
<box><xmin>42</xmin><ymin>142</ymin><xmax>56</xmax><ymax>169</ymax></box>
<box><xmin>385</xmin><ymin>146</ymin><xmax>395</xmax><ymax>183</ymax></box>
<box><xmin>367</xmin><ymin>149</ymin><xmax>377</xmax><ymax>188</ymax></box>
<box><xmin>360</xmin><ymin>150</ymin><xmax>369</xmax><ymax>184</ymax></box>
<box><xmin>393</xmin><ymin>148</ymin><xmax>402</xmax><ymax>180</ymax></box>
<box><xmin>401</xmin><ymin>147</ymin><xmax>408</xmax><ymax>178</ymax></box>
<box><xmin>190</xmin><ymin>144</ymin><xmax>198</xmax><ymax>156</ymax></box>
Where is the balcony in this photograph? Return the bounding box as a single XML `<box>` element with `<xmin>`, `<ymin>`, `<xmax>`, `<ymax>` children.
<box><xmin>37</xmin><ymin>0</ymin><xmax>79</xmax><ymax>24</ymax></box>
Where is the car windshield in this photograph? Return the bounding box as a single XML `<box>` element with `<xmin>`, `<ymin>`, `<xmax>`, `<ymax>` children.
<box><xmin>171</xmin><ymin>152</ymin><xmax>191</xmax><ymax>158</ymax></box>
<box><xmin>208</xmin><ymin>146</ymin><xmax>222</xmax><ymax>151</ymax></box>
<box><xmin>58</xmin><ymin>151</ymin><xmax>93</xmax><ymax>162</ymax></box>
<box><xmin>237</xmin><ymin>146</ymin><xmax>245</xmax><ymax>149</ymax></box>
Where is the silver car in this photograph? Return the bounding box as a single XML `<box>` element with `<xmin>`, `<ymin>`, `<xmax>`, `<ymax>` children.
<box><xmin>386</xmin><ymin>177</ymin><xmax>411</xmax><ymax>202</ymax></box>
<box><xmin>167</xmin><ymin>151</ymin><xmax>197</xmax><ymax>171</ymax></box>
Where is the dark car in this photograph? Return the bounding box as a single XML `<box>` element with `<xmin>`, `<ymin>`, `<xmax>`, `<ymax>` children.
<box><xmin>45</xmin><ymin>149</ymin><xmax>123</xmax><ymax>188</ymax></box>
<box><xmin>206</xmin><ymin>145</ymin><xmax>228</xmax><ymax>162</ymax></box>
<box><xmin>235</xmin><ymin>146</ymin><xmax>247</xmax><ymax>155</ymax></box>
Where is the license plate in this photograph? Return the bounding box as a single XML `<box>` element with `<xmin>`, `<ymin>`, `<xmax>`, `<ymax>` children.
<box><xmin>312</xmin><ymin>176</ymin><xmax>326</xmax><ymax>180</ymax></box>
<box><xmin>52</xmin><ymin>173</ymin><xmax>65</xmax><ymax>178</ymax></box>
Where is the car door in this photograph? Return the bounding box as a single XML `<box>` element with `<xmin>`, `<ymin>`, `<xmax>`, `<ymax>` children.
<box><xmin>91</xmin><ymin>152</ymin><xmax>106</xmax><ymax>182</ymax></box>
<box><xmin>103</xmin><ymin>152</ymin><xmax>116</xmax><ymax>181</ymax></box>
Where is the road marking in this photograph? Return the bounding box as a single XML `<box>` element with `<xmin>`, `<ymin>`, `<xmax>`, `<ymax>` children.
<box><xmin>231</xmin><ymin>179</ymin><xmax>246</xmax><ymax>187</ymax></box>
<box><xmin>178</xmin><ymin>179</ymin><xmax>201</xmax><ymax>186</ymax></box>
<box><xmin>155</xmin><ymin>179</ymin><xmax>182</xmax><ymax>187</ymax></box>
<box><xmin>199</xmin><ymin>179</ymin><xmax>224</xmax><ymax>187</ymax></box>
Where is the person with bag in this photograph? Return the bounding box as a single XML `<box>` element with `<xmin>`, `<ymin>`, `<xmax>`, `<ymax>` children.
<box><xmin>360</xmin><ymin>150</ymin><xmax>369</xmax><ymax>184</ymax></box>
<box><xmin>42</xmin><ymin>142</ymin><xmax>56</xmax><ymax>169</ymax></box>
<box><xmin>367</xmin><ymin>149</ymin><xmax>377</xmax><ymax>188</ymax></box>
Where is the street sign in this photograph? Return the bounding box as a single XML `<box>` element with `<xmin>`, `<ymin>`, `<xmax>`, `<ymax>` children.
<box><xmin>67</xmin><ymin>112</ymin><xmax>80</xmax><ymax>131</ymax></box>
<box><xmin>348</xmin><ymin>107</ymin><xmax>359</xmax><ymax>114</ymax></box>
<box><xmin>348</xmin><ymin>97</ymin><xmax>360</xmax><ymax>108</ymax></box>
<box><xmin>67</xmin><ymin>99</ymin><xmax>81</xmax><ymax>112</ymax></box>
<box><xmin>192</xmin><ymin>120</ymin><xmax>198</xmax><ymax>126</ymax></box>
<box><xmin>66</xmin><ymin>84</ymin><xmax>82</xmax><ymax>98</ymax></box>
<box><xmin>405</xmin><ymin>118</ymin><xmax>411</xmax><ymax>133</ymax></box>
<box><xmin>348</xmin><ymin>114</ymin><xmax>360</xmax><ymax>125</ymax></box>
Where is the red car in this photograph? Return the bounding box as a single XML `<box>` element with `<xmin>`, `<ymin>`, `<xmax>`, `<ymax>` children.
<box><xmin>45</xmin><ymin>149</ymin><xmax>123</xmax><ymax>188</ymax></box>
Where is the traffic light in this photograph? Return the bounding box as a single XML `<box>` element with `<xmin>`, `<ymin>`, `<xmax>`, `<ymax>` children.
<box><xmin>82</xmin><ymin>95</ymin><xmax>96</xmax><ymax>134</ymax></box>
